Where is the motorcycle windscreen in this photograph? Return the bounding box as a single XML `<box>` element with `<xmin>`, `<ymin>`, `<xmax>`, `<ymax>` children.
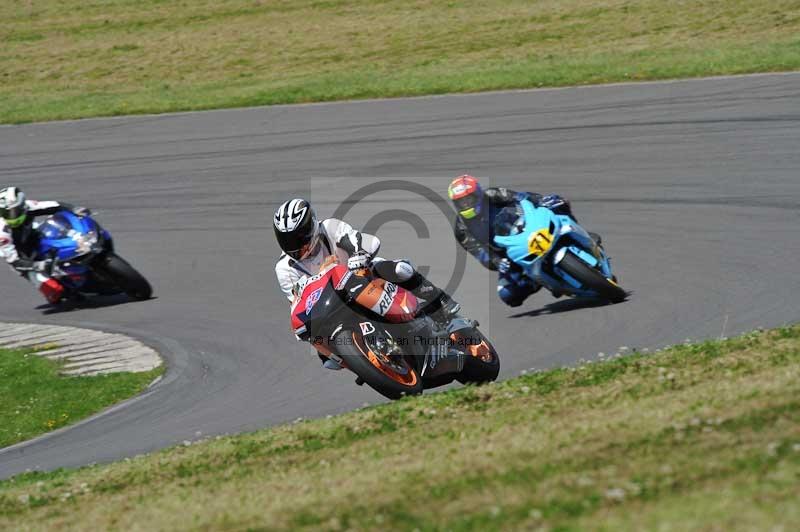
<box><xmin>494</xmin><ymin>201</ymin><xmax>559</xmax><ymax>265</ymax></box>
<box><xmin>37</xmin><ymin>213</ymin><xmax>81</xmax><ymax>260</ymax></box>
<box><xmin>39</xmin><ymin>214</ymin><xmax>71</xmax><ymax>239</ymax></box>
<box><xmin>37</xmin><ymin>212</ymin><xmax>101</xmax><ymax>261</ymax></box>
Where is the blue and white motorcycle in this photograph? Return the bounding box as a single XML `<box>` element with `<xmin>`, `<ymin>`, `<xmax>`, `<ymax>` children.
<box><xmin>493</xmin><ymin>199</ymin><xmax>626</xmax><ymax>303</ymax></box>
<box><xmin>36</xmin><ymin>211</ymin><xmax>152</xmax><ymax>301</ymax></box>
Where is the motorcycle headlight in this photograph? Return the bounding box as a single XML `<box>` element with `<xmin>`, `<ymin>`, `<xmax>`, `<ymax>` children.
<box><xmin>70</xmin><ymin>230</ymin><xmax>99</xmax><ymax>254</ymax></box>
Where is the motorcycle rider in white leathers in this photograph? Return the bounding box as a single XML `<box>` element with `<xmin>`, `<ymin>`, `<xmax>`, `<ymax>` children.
<box><xmin>273</xmin><ymin>198</ymin><xmax>460</xmax><ymax>369</ymax></box>
<box><xmin>0</xmin><ymin>186</ymin><xmax>91</xmax><ymax>304</ymax></box>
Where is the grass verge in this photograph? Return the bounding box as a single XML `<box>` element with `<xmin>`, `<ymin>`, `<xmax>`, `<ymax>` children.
<box><xmin>1</xmin><ymin>325</ymin><xmax>798</xmax><ymax>530</ymax></box>
<box><xmin>0</xmin><ymin>348</ymin><xmax>162</xmax><ymax>449</ymax></box>
<box><xmin>1</xmin><ymin>0</ymin><xmax>799</xmax><ymax>123</ymax></box>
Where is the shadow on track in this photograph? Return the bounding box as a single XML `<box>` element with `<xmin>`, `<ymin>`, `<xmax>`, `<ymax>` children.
<box><xmin>509</xmin><ymin>296</ymin><xmax>625</xmax><ymax>318</ymax></box>
<box><xmin>38</xmin><ymin>294</ymin><xmax>156</xmax><ymax>315</ymax></box>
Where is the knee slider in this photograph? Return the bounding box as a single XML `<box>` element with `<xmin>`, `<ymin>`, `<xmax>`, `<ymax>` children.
<box><xmin>372</xmin><ymin>259</ymin><xmax>416</xmax><ymax>284</ymax></box>
<box><xmin>393</xmin><ymin>260</ymin><xmax>415</xmax><ymax>282</ymax></box>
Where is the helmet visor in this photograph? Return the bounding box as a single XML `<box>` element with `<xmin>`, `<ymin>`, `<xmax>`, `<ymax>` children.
<box><xmin>454</xmin><ymin>194</ymin><xmax>481</xmax><ymax>219</ymax></box>
<box><xmin>275</xmin><ymin>219</ymin><xmax>319</xmax><ymax>260</ymax></box>
<box><xmin>1</xmin><ymin>204</ymin><xmax>26</xmax><ymax>227</ymax></box>
<box><xmin>0</xmin><ymin>203</ymin><xmax>25</xmax><ymax>220</ymax></box>
<box><xmin>289</xmin><ymin>237</ymin><xmax>320</xmax><ymax>261</ymax></box>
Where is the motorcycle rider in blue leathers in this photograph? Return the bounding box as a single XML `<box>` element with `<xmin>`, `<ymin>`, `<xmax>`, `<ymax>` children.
<box><xmin>448</xmin><ymin>175</ymin><xmax>595</xmax><ymax>307</ymax></box>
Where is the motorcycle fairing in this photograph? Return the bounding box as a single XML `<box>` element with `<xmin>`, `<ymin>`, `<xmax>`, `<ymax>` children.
<box><xmin>291</xmin><ymin>263</ymin><xmax>421</xmax><ymax>340</ymax></box>
<box><xmin>290</xmin><ymin>264</ymin><xmax>346</xmax><ymax>336</ymax></box>
<box><xmin>36</xmin><ymin>212</ymin><xmax>112</xmax><ymax>292</ymax></box>
<box><xmin>354</xmin><ymin>278</ymin><xmax>418</xmax><ymax>323</ymax></box>
<box><xmin>418</xmin><ymin>317</ymin><xmax>477</xmax><ymax>378</ymax></box>
<box><xmin>38</xmin><ymin>212</ymin><xmax>105</xmax><ymax>261</ymax></box>
<box><xmin>292</xmin><ymin>264</ymin><xmax>420</xmax><ymax>338</ymax></box>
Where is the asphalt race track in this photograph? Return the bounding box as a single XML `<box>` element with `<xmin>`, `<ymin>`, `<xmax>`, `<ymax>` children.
<box><xmin>1</xmin><ymin>73</ymin><xmax>799</xmax><ymax>479</ymax></box>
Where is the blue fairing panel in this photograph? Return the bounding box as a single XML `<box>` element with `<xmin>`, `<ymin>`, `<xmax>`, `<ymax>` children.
<box><xmin>37</xmin><ymin>211</ymin><xmax>101</xmax><ymax>261</ymax></box>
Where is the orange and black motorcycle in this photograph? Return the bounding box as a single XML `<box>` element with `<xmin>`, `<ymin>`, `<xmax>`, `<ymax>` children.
<box><xmin>290</xmin><ymin>257</ymin><xmax>500</xmax><ymax>399</ymax></box>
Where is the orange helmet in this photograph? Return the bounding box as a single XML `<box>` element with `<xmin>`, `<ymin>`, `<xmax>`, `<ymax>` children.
<box><xmin>448</xmin><ymin>175</ymin><xmax>483</xmax><ymax>219</ymax></box>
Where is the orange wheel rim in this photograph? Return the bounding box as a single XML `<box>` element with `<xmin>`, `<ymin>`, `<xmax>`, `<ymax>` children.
<box><xmin>353</xmin><ymin>333</ymin><xmax>418</xmax><ymax>386</ymax></box>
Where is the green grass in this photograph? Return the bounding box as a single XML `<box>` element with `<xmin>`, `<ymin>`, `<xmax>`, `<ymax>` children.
<box><xmin>1</xmin><ymin>325</ymin><xmax>798</xmax><ymax>530</ymax></box>
<box><xmin>0</xmin><ymin>348</ymin><xmax>162</xmax><ymax>449</ymax></box>
<box><xmin>1</xmin><ymin>0</ymin><xmax>800</xmax><ymax>123</ymax></box>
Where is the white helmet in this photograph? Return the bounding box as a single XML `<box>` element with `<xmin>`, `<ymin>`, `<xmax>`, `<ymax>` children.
<box><xmin>0</xmin><ymin>187</ymin><xmax>28</xmax><ymax>228</ymax></box>
<box><xmin>273</xmin><ymin>198</ymin><xmax>320</xmax><ymax>260</ymax></box>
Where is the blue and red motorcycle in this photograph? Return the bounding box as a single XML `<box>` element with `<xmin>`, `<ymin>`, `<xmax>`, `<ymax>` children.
<box><xmin>36</xmin><ymin>211</ymin><xmax>152</xmax><ymax>302</ymax></box>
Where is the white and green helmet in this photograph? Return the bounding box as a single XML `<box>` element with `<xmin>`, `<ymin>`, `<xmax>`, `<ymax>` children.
<box><xmin>0</xmin><ymin>187</ymin><xmax>28</xmax><ymax>228</ymax></box>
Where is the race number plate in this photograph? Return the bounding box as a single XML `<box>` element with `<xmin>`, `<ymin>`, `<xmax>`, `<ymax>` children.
<box><xmin>527</xmin><ymin>229</ymin><xmax>554</xmax><ymax>257</ymax></box>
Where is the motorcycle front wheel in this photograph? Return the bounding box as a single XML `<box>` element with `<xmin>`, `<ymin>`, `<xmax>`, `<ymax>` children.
<box><xmin>453</xmin><ymin>328</ymin><xmax>500</xmax><ymax>385</ymax></box>
<box><xmin>558</xmin><ymin>251</ymin><xmax>626</xmax><ymax>303</ymax></box>
<box><xmin>335</xmin><ymin>329</ymin><xmax>423</xmax><ymax>400</ymax></box>
<box><xmin>96</xmin><ymin>253</ymin><xmax>152</xmax><ymax>300</ymax></box>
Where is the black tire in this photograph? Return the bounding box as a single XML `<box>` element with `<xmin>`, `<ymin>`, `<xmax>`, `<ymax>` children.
<box><xmin>334</xmin><ymin>330</ymin><xmax>423</xmax><ymax>400</ymax></box>
<box><xmin>558</xmin><ymin>251</ymin><xmax>626</xmax><ymax>303</ymax></box>
<box><xmin>99</xmin><ymin>254</ymin><xmax>152</xmax><ymax>300</ymax></box>
<box><xmin>456</xmin><ymin>328</ymin><xmax>500</xmax><ymax>385</ymax></box>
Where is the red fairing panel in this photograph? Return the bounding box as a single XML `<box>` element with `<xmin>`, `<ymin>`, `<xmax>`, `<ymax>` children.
<box><xmin>354</xmin><ymin>278</ymin><xmax>419</xmax><ymax>323</ymax></box>
<box><xmin>384</xmin><ymin>288</ymin><xmax>419</xmax><ymax>323</ymax></box>
<box><xmin>291</xmin><ymin>262</ymin><xmax>418</xmax><ymax>334</ymax></box>
<box><xmin>290</xmin><ymin>263</ymin><xmax>348</xmax><ymax>335</ymax></box>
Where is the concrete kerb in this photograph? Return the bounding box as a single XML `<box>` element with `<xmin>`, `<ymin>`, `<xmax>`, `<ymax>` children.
<box><xmin>0</xmin><ymin>322</ymin><xmax>162</xmax><ymax>376</ymax></box>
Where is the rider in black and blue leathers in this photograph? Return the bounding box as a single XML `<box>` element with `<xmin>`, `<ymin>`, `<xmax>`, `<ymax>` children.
<box><xmin>448</xmin><ymin>175</ymin><xmax>576</xmax><ymax>307</ymax></box>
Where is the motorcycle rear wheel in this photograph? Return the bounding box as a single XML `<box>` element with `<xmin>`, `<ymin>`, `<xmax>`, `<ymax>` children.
<box><xmin>335</xmin><ymin>330</ymin><xmax>423</xmax><ymax>400</ymax></box>
<box><xmin>558</xmin><ymin>251</ymin><xmax>626</xmax><ymax>303</ymax></box>
<box><xmin>97</xmin><ymin>253</ymin><xmax>152</xmax><ymax>300</ymax></box>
